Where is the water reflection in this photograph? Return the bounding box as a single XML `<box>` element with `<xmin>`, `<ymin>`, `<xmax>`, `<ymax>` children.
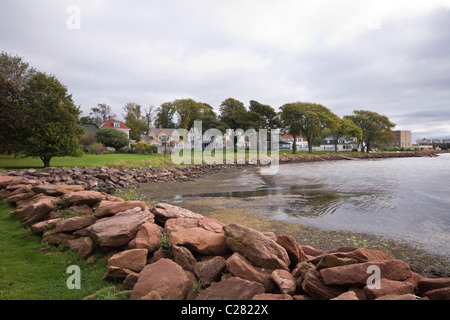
<box><xmin>166</xmin><ymin>155</ymin><xmax>450</xmax><ymax>260</ymax></box>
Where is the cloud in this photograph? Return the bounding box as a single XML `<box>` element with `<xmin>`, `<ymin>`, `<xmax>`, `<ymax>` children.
<box><xmin>1</xmin><ymin>0</ymin><xmax>449</xmax><ymax>140</ymax></box>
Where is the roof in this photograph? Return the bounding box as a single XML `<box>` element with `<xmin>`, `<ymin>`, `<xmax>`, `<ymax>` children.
<box><xmin>100</xmin><ymin>118</ymin><xmax>131</xmax><ymax>130</ymax></box>
<box><xmin>149</xmin><ymin>128</ymin><xmax>177</xmax><ymax>135</ymax></box>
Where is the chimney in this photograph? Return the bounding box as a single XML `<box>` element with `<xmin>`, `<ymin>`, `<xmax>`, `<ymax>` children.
<box><xmin>159</xmin><ymin>125</ymin><xmax>162</xmax><ymax>129</ymax></box>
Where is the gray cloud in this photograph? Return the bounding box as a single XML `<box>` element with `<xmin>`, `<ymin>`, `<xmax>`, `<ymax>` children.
<box><xmin>1</xmin><ymin>0</ymin><xmax>449</xmax><ymax>142</ymax></box>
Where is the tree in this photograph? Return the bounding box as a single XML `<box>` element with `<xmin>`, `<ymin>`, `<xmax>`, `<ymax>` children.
<box><xmin>89</xmin><ymin>103</ymin><xmax>117</xmax><ymax>126</ymax></box>
<box><xmin>249</xmin><ymin>100</ymin><xmax>280</xmax><ymax>129</ymax></box>
<box><xmin>279</xmin><ymin>103</ymin><xmax>304</xmax><ymax>153</ymax></box>
<box><xmin>154</xmin><ymin>102</ymin><xmax>176</xmax><ymax>128</ymax></box>
<box><xmin>219</xmin><ymin>98</ymin><xmax>248</xmax><ymax>130</ymax></box>
<box><xmin>280</xmin><ymin>102</ymin><xmax>339</xmax><ymax>154</ymax></box>
<box><xmin>15</xmin><ymin>72</ymin><xmax>83</xmax><ymax>167</ymax></box>
<box><xmin>329</xmin><ymin>118</ymin><xmax>362</xmax><ymax>153</ymax></box>
<box><xmin>0</xmin><ymin>76</ymin><xmax>22</xmax><ymax>153</ymax></box>
<box><xmin>123</xmin><ymin>102</ymin><xmax>148</xmax><ymax>141</ymax></box>
<box><xmin>143</xmin><ymin>105</ymin><xmax>156</xmax><ymax>129</ymax></box>
<box><xmin>172</xmin><ymin>98</ymin><xmax>203</xmax><ymax>130</ymax></box>
<box><xmin>0</xmin><ymin>51</ymin><xmax>36</xmax><ymax>90</ymax></box>
<box><xmin>95</xmin><ymin>128</ymin><xmax>129</xmax><ymax>151</ymax></box>
<box><xmin>345</xmin><ymin>110</ymin><xmax>396</xmax><ymax>153</ymax></box>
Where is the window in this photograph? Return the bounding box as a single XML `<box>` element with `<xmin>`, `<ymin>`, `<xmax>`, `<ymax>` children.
<box><xmin>113</xmin><ymin>122</ymin><xmax>120</xmax><ymax>128</ymax></box>
<box><xmin>160</xmin><ymin>135</ymin><xmax>168</xmax><ymax>142</ymax></box>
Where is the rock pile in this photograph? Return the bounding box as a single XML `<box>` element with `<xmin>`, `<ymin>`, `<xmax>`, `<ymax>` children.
<box><xmin>1</xmin><ymin>176</ymin><xmax>449</xmax><ymax>300</ymax></box>
<box><xmin>3</xmin><ymin>164</ymin><xmax>242</xmax><ymax>193</ymax></box>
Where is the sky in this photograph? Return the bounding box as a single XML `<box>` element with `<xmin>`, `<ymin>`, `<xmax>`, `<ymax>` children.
<box><xmin>1</xmin><ymin>0</ymin><xmax>450</xmax><ymax>142</ymax></box>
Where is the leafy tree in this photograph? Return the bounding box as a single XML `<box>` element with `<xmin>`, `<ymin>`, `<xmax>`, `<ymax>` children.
<box><xmin>249</xmin><ymin>100</ymin><xmax>280</xmax><ymax>129</ymax></box>
<box><xmin>345</xmin><ymin>110</ymin><xmax>396</xmax><ymax>153</ymax></box>
<box><xmin>123</xmin><ymin>102</ymin><xmax>148</xmax><ymax>141</ymax></box>
<box><xmin>0</xmin><ymin>51</ymin><xmax>36</xmax><ymax>90</ymax></box>
<box><xmin>15</xmin><ymin>72</ymin><xmax>83</xmax><ymax>167</ymax></box>
<box><xmin>172</xmin><ymin>98</ymin><xmax>203</xmax><ymax>130</ymax></box>
<box><xmin>279</xmin><ymin>103</ymin><xmax>304</xmax><ymax>153</ymax></box>
<box><xmin>95</xmin><ymin>128</ymin><xmax>129</xmax><ymax>151</ymax></box>
<box><xmin>154</xmin><ymin>102</ymin><xmax>176</xmax><ymax>128</ymax></box>
<box><xmin>329</xmin><ymin>118</ymin><xmax>362</xmax><ymax>152</ymax></box>
<box><xmin>219</xmin><ymin>97</ymin><xmax>248</xmax><ymax>130</ymax></box>
<box><xmin>280</xmin><ymin>102</ymin><xmax>339</xmax><ymax>154</ymax></box>
<box><xmin>89</xmin><ymin>103</ymin><xmax>117</xmax><ymax>126</ymax></box>
<box><xmin>0</xmin><ymin>76</ymin><xmax>23</xmax><ymax>153</ymax></box>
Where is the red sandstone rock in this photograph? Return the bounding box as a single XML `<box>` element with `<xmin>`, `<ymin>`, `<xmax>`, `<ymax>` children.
<box><xmin>363</xmin><ymin>278</ymin><xmax>415</xmax><ymax>300</ymax></box>
<box><xmin>134</xmin><ymin>222</ymin><xmax>162</xmax><ymax>252</ymax></box>
<box><xmin>271</xmin><ymin>269</ymin><xmax>296</xmax><ymax>295</ymax></box>
<box><xmin>320</xmin><ymin>259</ymin><xmax>412</xmax><ymax>287</ymax></box>
<box><xmin>87</xmin><ymin>207</ymin><xmax>154</xmax><ymax>247</ymax></box>
<box><xmin>54</xmin><ymin>215</ymin><xmax>97</xmax><ymax>233</ymax></box>
<box><xmin>276</xmin><ymin>234</ymin><xmax>308</xmax><ymax>265</ymax></box>
<box><xmin>108</xmin><ymin>248</ymin><xmax>148</xmax><ymax>272</ymax></box>
<box><xmin>131</xmin><ymin>258</ymin><xmax>191</xmax><ymax>300</ymax></box>
<box><xmin>193</xmin><ymin>256</ymin><xmax>226</xmax><ymax>284</ymax></box>
<box><xmin>151</xmin><ymin>202</ymin><xmax>203</xmax><ymax>224</ymax></box>
<box><xmin>223</xmin><ymin>223</ymin><xmax>290</xmax><ymax>271</ymax></box>
<box><xmin>94</xmin><ymin>200</ymin><xmax>146</xmax><ymax>218</ymax></box>
<box><xmin>417</xmin><ymin>277</ymin><xmax>450</xmax><ymax>295</ymax></box>
<box><xmin>196</xmin><ymin>277</ymin><xmax>265</xmax><ymax>300</ymax></box>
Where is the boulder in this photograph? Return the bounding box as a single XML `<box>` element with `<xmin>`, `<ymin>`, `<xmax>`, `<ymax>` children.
<box><xmin>225</xmin><ymin>252</ymin><xmax>275</xmax><ymax>292</ymax></box>
<box><xmin>54</xmin><ymin>215</ymin><xmax>97</xmax><ymax>233</ymax></box>
<box><xmin>196</xmin><ymin>277</ymin><xmax>265</xmax><ymax>300</ymax></box>
<box><xmin>103</xmin><ymin>266</ymin><xmax>136</xmax><ymax>281</ymax></box>
<box><xmin>61</xmin><ymin>190</ymin><xmax>106</xmax><ymax>206</ymax></box>
<box><xmin>223</xmin><ymin>223</ymin><xmax>290</xmax><ymax>271</ymax></box>
<box><xmin>363</xmin><ymin>278</ymin><xmax>415</xmax><ymax>300</ymax></box>
<box><xmin>168</xmin><ymin>225</ymin><xmax>228</xmax><ymax>256</ymax></box>
<box><xmin>276</xmin><ymin>234</ymin><xmax>308</xmax><ymax>265</ymax></box>
<box><xmin>271</xmin><ymin>269</ymin><xmax>296</xmax><ymax>295</ymax></box>
<box><xmin>131</xmin><ymin>258</ymin><xmax>191</xmax><ymax>300</ymax></box>
<box><xmin>42</xmin><ymin>229</ymin><xmax>77</xmax><ymax>246</ymax></box>
<box><xmin>171</xmin><ymin>245</ymin><xmax>197</xmax><ymax>271</ymax></box>
<box><xmin>301</xmin><ymin>268</ymin><xmax>346</xmax><ymax>300</ymax></box>
<box><xmin>330</xmin><ymin>291</ymin><xmax>359</xmax><ymax>300</ymax></box>
<box><xmin>31</xmin><ymin>184</ymin><xmax>84</xmax><ymax>196</ymax></box>
<box><xmin>87</xmin><ymin>207</ymin><xmax>154</xmax><ymax>248</ymax></box>
<box><xmin>193</xmin><ymin>256</ymin><xmax>226</xmax><ymax>284</ymax></box>
<box><xmin>375</xmin><ymin>294</ymin><xmax>418</xmax><ymax>300</ymax></box>
<box><xmin>67</xmin><ymin>237</ymin><xmax>95</xmax><ymax>260</ymax></box>
<box><xmin>94</xmin><ymin>200</ymin><xmax>146</xmax><ymax>218</ymax></box>
<box><xmin>423</xmin><ymin>287</ymin><xmax>450</xmax><ymax>300</ymax></box>
<box><xmin>417</xmin><ymin>278</ymin><xmax>450</xmax><ymax>295</ymax></box>
<box><xmin>320</xmin><ymin>259</ymin><xmax>412</xmax><ymax>287</ymax></box>
<box><xmin>252</xmin><ymin>293</ymin><xmax>294</xmax><ymax>300</ymax></box>
<box><xmin>151</xmin><ymin>203</ymin><xmax>204</xmax><ymax>224</ymax></box>
<box><xmin>13</xmin><ymin>196</ymin><xmax>56</xmax><ymax>227</ymax></box>
<box><xmin>108</xmin><ymin>248</ymin><xmax>148</xmax><ymax>272</ymax></box>
<box><xmin>331</xmin><ymin>247</ymin><xmax>395</xmax><ymax>263</ymax></box>
<box><xmin>316</xmin><ymin>254</ymin><xmax>358</xmax><ymax>270</ymax></box>
<box><xmin>134</xmin><ymin>222</ymin><xmax>163</xmax><ymax>252</ymax></box>
<box><xmin>31</xmin><ymin>218</ymin><xmax>61</xmax><ymax>234</ymax></box>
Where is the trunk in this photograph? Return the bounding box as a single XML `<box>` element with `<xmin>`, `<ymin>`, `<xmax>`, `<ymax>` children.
<box><xmin>41</xmin><ymin>156</ymin><xmax>52</xmax><ymax>168</ymax></box>
<box><xmin>292</xmin><ymin>135</ymin><xmax>297</xmax><ymax>154</ymax></box>
<box><xmin>334</xmin><ymin>140</ymin><xmax>338</xmax><ymax>153</ymax></box>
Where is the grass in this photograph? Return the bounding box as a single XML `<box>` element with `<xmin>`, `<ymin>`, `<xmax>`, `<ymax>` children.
<box><xmin>0</xmin><ymin>200</ymin><xmax>123</xmax><ymax>300</ymax></box>
<box><xmin>0</xmin><ymin>153</ymin><xmax>174</xmax><ymax>170</ymax></box>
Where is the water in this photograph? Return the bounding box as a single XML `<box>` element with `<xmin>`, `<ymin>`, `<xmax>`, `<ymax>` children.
<box><xmin>168</xmin><ymin>154</ymin><xmax>450</xmax><ymax>261</ymax></box>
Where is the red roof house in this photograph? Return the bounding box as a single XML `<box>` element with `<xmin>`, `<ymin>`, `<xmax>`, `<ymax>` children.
<box><xmin>100</xmin><ymin>118</ymin><xmax>131</xmax><ymax>139</ymax></box>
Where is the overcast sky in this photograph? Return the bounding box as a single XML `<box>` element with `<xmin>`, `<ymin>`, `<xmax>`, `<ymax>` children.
<box><xmin>1</xmin><ymin>0</ymin><xmax>450</xmax><ymax>141</ymax></box>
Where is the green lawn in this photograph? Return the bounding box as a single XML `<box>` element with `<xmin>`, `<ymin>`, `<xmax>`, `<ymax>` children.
<box><xmin>0</xmin><ymin>153</ymin><xmax>174</xmax><ymax>170</ymax></box>
<box><xmin>0</xmin><ymin>200</ymin><xmax>121</xmax><ymax>300</ymax></box>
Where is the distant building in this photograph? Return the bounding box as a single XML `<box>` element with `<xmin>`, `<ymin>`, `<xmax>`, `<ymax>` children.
<box><xmin>393</xmin><ymin>130</ymin><xmax>411</xmax><ymax>149</ymax></box>
<box><xmin>100</xmin><ymin>118</ymin><xmax>131</xmax><ymax>139</ymax></box>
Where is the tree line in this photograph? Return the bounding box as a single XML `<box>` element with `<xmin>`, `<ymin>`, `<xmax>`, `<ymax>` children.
<box><xmin>1</xmin><ymin>51</ymin><xmax>396</xmax><ymax>167</ymax></box>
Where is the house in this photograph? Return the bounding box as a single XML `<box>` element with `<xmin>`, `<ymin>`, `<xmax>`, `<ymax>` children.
<box><xmin>79</xmin><ymin>123</ymin><xmax>99</xmax><ymax>137</ymax></box>
<box><xmin>319</xmin><ymin>137</ymin><xmax>359</xmax><ymax>151</ymax></box>
<box><xmin>141</xmin><ymin>127</ymin><xmax>177</xmax><ymax>151</ymax></box>
<box><xmin>100</xmin><ymin>118</ymin><xmax>131</xmax><ymax>139</ymax></box>
<box><xmin>280</xmin><ymin>133</ymin><xmax>309</xmax><ymax>150</ymax></box>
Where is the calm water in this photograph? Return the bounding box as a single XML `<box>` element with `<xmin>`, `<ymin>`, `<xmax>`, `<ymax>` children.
<box><xmin>169</xmin><ymin>154</ymin><xmax>450</xmax><ymax>261</ymax></box>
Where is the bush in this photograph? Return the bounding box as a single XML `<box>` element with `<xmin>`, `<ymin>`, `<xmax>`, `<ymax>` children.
<box><xmin>87</xmin><ymin>143</ymin><xmax>104</xmax><ymax>155</ymax></box>
<box><xmin>95</xmin><ymin>128</ymin><xmax>129</xmax><ymax>151</ymax></box>
<box><xmin>131</xmin><ymin>142</ymin><xmax>157</xmax><ymax>154</ymax></box>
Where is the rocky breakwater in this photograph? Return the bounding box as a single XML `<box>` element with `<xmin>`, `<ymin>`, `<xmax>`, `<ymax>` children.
<box><xmin>1</xmin><ymin>175</ymin><xmax>450</xmax><ymax>300</ymax></box>
<box><xmin>3</xmin><ymin>164</ymin><xmax>241</xmax><ymax>193</ymax></box>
